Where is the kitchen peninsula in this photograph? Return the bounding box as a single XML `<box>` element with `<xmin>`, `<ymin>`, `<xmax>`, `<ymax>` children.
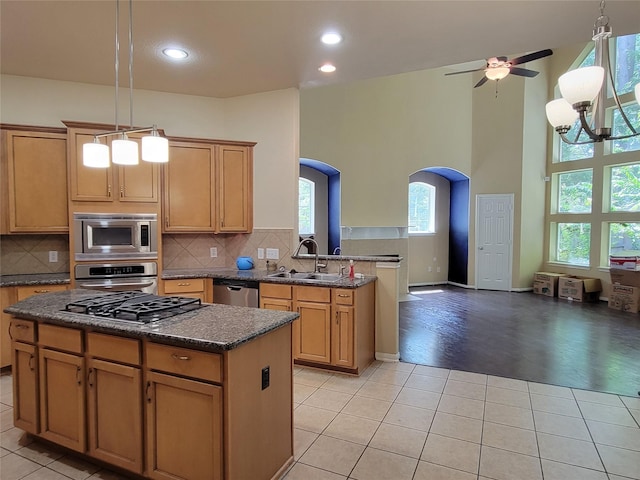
<box><xmin>5</xmin><ymin>289</ymin><xmax>298</xmax><ymax>480</ymax></box>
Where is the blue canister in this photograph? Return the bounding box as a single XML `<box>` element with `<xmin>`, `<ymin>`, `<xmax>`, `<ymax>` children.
<box><xmin>236</xmin><ymin>256</ymin><xmax>254</xmax><ymax>270</ymax></box>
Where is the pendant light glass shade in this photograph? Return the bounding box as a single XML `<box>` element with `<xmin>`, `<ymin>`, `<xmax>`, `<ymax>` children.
<box><xmin>112</xmin><ymin>135</ymin><xmax>139</xmax><ymax>165</ymax></box>
<box><xmin>83</xmin><ymin>140</ymin><xmax>110</xmax><ymax>168</ymax></box>
<box><xmin>545</xmin><ymin>98</ymin><xmax>579</xmax><ymax>128</ymax></box>
<box><xmin>558</xmin><ymin>66</ymin><xmax>605</xmax><ymax>106</ymax></box>
<box><xmin>485</xmin><ymin>67</ymin><xmax>510</xmax><ymax>81</ymax></box>
<box><xmin>142</xmin><ymin>130</ymin><xmax>169</xmax><ymax>163</ymax></box>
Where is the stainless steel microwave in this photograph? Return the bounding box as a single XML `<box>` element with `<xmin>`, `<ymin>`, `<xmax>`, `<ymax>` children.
<box><xmin>73</xmin><ymin>213</ymin><xmax>158</xmax><ymax>261</ymax></box>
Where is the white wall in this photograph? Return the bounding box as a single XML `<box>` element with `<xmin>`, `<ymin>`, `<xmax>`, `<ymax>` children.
<box><xmin>0</xmin><ymin>75</ymin><xmax>299</xmax><ymax>230</ymax></box>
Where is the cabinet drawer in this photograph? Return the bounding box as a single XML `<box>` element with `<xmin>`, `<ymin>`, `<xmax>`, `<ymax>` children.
<box><xmin>334</xmin><ymin>289</ymin><xmax>354</xmax><ymax>306</ymax></box>
<box><xmin>295</xmin><ymin>285</ymin><xmax>331</xmax><ymax>303</ymax></box>
<box><xmin>260</xmin><ymin>283</ymin><xmax>292</xmax><ymax>300</ymax></box>
<box><xmin>9</xmin><ymin>319</ymin><xmax>36</xmax><ymax>343</ymax></box>
<box><xmin>164</xmin><ymin>278</ymin><xmax>205</xmax><ymax>294</ymax></box>
<box><xmin>39</xmin><ymin>324</ymin><xmax>83</xmax><ymax>354</ymax></box>
<box><xmin>17</xmin><ymin>284</ymin><xmax>67</xmax><ymax>301</ymax></box>
<box><xmin>145</xmin><ymin>342</ymin><xmax>222</xmax><ymax>383</ymax></box>
<box><xmin>87</xmin><ymin>332</ymin><xmax>141</xmax><ymax>365</ymax></box>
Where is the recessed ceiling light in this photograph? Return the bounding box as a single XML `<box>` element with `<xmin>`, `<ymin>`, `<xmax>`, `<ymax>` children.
<box><xmin>319</xmin><ymin>63</ymin><xmax>336</xmax><ymax>73</ymax></box>
<box><xmin>162</xmin><ymin>48</ymin><xmax>189</xmax><ymax>59</ymax></box>
<box><xmin>321</xmin><ymin>32</ymin><xmax>342</xmax><ymax>45</ymax></box>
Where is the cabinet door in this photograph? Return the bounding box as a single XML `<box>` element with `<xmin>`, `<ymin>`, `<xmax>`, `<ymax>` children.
<box><xmin>3</xmin><ymin>130</ymin><xmax>68</xmax><ymax>233</ymax></box>
<box><xmin>145</xmin><ymin>371</ymin><xmax>222</xmax><ymax>480</ymax></box>
<box><xmin>87</xmin><ymin>358</ymin><xmax>143</xmax><ymax>473</ymax></box>
<box><xmin>294</xmin><ymin>301</ymin><xmax>331</xmax><ymax>364</ymax></box>
<box><xmin>260</xmin><ymin>297</ymin><xmax>292</xmax><ymax>311</ymax></box>
<box><xmin>39</xmin><ymin>348</ymin><xmax>86</xmax><ymax>452</ymax></box>
<box><xmin>118</xmin><ymin>134</ymin><xmax>159</xmax><ymax>203</ymax></box>
<box><xmin>216</xmin><ymin>144</ymin><xmax>252</xmax><ymax>233</ymax></box>
<box><xmin>16</xmin><ymin>284</ymin><xmax>68</xmax><ymax>302</ymax></box>
<box><xmin>164</xmin><ymin>142</ymin><xmax>215</xmax><ymax>232</ymax></box>
<box><xmin>332</xmin><ymin>305</ymin><xmax>355</xmax><ymax>368</ymax></box>
<box><xmin>68</xmin><ymin>129</ymin><xmax>114</xmax><ymax>202</ymax></box>
<box><xmin>12</xmin><ymin>342</ymin><xmax>39</xmax><ymax>434</ymax></box>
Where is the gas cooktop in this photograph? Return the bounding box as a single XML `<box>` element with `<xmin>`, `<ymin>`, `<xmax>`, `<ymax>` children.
<box><xmin>65</xmin><ymin>291</ymin><xmax>203</xmax><ymax>323</ymax></box>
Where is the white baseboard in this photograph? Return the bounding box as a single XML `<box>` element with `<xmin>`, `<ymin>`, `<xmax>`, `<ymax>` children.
<box><xmin>375</xmin><ymin>352</ymin><xmax>400</xmax><ymax>362</ymax></box>
<box><xmin>447</xmin><ymin>281</ymin><xmax>475</xmax><ymax>289</ymax></box>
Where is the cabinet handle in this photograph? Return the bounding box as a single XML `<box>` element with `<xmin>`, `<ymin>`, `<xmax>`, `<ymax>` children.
<box><xmin>34</xmin><ymin>289</ymin><xmax>51</xmax><ymax>294</ymax></box>
<box><xmin>171</xmin><ymin>353</ymin><xmax>190</xmax><ymax>361</ymax></box>
<box><xmin>177</xmin><ymin>283</ymin><xmax>191</xmax><ymax>287</ymax></box>
<box><xmin>88</xmin><ymin>368</ymin><xmax>94</xmax><ymax>388</ymax></box>
<box><xmin>146</xmin><ymin>381</ymin><xmax>152</xmax><ymax>403</ymax></box>
<box><xmin>15</xmin><ymin>324</ymin><xmax>29</xmax><ymax>330</ymax></box>
<box><xmin>165</xmin><ymin>216</ymin><xmax>169</xmax><ymax>228</ymax></box>
<box><xmin>337</xmin><ymin>294</ymin><xmax>349</xmax><ymax>298</ymax></box>
<box><xmin>28</xmin><ymin>354</ymin><xmax>35</xmax><ymax>371</ymax></box>
<box><xmin>8</xmin><ymin>322</ymin><xmax>13</xmax><ymax>340</ymax></box>
<box><xmin>336</xmin><ymin>311</ymin><xmax>339</xmax><ymax>324</ymax></box>
<box><xmin>76</xmin><ymin>366</ymin><xmax>82</xmax><ymax>386</ymax></box>
<box><xmin>108</xmin><ymin>184</ymin><xmax>112</xmax><ymax>197</ymax></box>
<box><xmin>120</xmin><ymin>185</ymin><xmax>124</xmax><ymax>197</ymax></box>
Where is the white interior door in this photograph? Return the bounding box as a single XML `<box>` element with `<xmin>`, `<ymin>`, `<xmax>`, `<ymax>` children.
<box><xmin>476</xmin><ymin>194</ymin><xmax>513</xmax><ymax>291</ymax></box>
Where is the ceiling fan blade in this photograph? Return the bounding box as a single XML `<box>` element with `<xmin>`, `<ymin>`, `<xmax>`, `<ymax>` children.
<box><xmin>509</xmin><ymin>67</ymin><xmax>539</xmax><ymax>78</ymax></box>
<box><xmin>474</xmin><ymin>76</ymin><xmax>489</xmax><ymax>88</ymax></box>
<box><xmin>445</xmin><ymin>67</ymin><xmax>485</xmax><ymax>76</ymax></box>
<box><xmin>510</xmin><ymin>49</ymin><xmax>553</xmax><ymax>65</ymax></box>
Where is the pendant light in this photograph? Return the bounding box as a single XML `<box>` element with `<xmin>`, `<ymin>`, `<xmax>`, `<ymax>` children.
<box><xmin>83</xmin><ymin>0</ymin><xmax>168</xmax><ymax>167</ymax></box>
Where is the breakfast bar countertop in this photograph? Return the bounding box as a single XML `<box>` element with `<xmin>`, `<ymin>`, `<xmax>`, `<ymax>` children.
<box><xmin>4</xmin><ymin>289</ymin><xmax>299</xmax><ymax>352</ymax></box>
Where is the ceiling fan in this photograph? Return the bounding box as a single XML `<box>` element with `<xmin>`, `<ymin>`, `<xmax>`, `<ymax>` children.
<box><xmin>446</xmin><ymin>49</ymin><xmax>553</xmax><ymax>88</ymax></box>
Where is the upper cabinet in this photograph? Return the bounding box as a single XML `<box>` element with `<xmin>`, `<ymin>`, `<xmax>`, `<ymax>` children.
<box><xmin>1</xmin><ymin>128</ymin><xmax>69</xmax><ymax>233</ymax></box>
<box><xmin>66</xmin><ymin>125</ymin><xmax>159</xmax><ymax>205</ymax></box>
<box><xmin>164</xmin><ymin>139</ymin><xmax>254</xmax><ymax>233</ymax></box>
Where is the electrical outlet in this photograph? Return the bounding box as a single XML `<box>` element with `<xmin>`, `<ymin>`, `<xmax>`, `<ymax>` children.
<box><xmin>261</xmin><ymin>366</ymin><xmax>270</xmax><ymax>390</ymax></box>
<box><xmin>257</xmin><ymin>248</ymin><xmax>265</xmax><ymax>259</ymax></box>
<box><xmin>209</xmin><ymin>247</ymin><xmax>217</xmax><ymax>258</ymax></box>
<box><xmin>433</xmin><ymin>257</ymin><xmax>437</xmax><ymax>262</ymax></box>
<box><xmin>48</xmin><ymin>251</ymin><xmax>58</xmax><ymax>263</ymax></box>
<box><xmin>428</xmin><ymin>266</ymin><xmax>432</xmax><ymax>272</ymax></box>
<box><xmin>437</xmin><ymin>266</ymin><xmax>441</xmax><ymax>273</ymax></box>
<box><xmin>266</xmin><ymin>248</ymin><xmax>279</xmax><ymax>259</ymax></box>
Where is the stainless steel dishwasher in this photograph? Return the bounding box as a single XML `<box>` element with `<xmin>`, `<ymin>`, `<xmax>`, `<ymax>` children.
<box><xmin>212</xmin><ymin>279</ymin><xmax>260</xmax><ymax>307</ymax></box>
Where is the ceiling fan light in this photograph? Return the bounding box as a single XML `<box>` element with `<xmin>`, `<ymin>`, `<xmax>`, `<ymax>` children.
<box><xmin>83</xmin><ymin>140</ymin><xmax>110</xmax><ymax>168</ymax></box>
<box><xmin>142</xmin><ymin>130</ymin><xmax>169</xmax><ymax>163</ymax></box>
<box><xmin>545</xmin><ymin>98</ymin><xmax>579</xmax><ymax>128</ymax></box>
<box><xmin>112</xmin><ymin>135</ymin><xmax>139</xmax><ymax>165</ymax></box>
<box><xmin>485</xmin><ymin>67</ymin><xmax>510</xmax><ymax>81</ymax></box>
<box><xmin>558</xmin><ymin>66</ymin><xmax>604</xmax><ymax>106</ymax></box>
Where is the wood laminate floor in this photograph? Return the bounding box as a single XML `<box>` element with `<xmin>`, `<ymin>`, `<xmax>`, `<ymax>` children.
<box><xmin>399</xmin><ymin>286</ymin><xmax>640</xmax><ymax>398</ymax></box>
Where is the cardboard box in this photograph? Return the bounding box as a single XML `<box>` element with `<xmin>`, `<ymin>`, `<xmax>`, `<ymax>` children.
<box><xmin>609</xmin><ymin>255</ymin><xmax>640</xmax><ymax>271</ymax></box>
<box><xmin>532</xmin><ymin>272</ymin><xmax>563</xmax><ymax>297</ymax></box>
<box><xmin>558</xmin><ymin>276</ymin><xmax>602</xmax><ymax>302</ymax></box>
<box><xmin>608</xmin><ymin>284</ymin><xmax>640</xmax><ymax>313</ymax></box>
<box><xmin>610</xmin><ymin>268</ymin><xmax>640</xmax><ymax>288</ymax></box>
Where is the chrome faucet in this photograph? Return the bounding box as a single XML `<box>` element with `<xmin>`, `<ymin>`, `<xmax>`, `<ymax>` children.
<box><xmin>293</xmin><ymin>238</ymin><xmax>326</xmax><ymax>273</ymax></box>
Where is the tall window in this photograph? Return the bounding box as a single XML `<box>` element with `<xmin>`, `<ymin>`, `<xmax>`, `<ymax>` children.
<box><xmin>408</xmin><ymin>182</ymin><xmax>435</xmax><ymax>234</ymax></box>
<box><xmin>299</xmin><ymin>178</ymin><xmax>315</xmax><ymax>235</ymax></box>
<box><xmin>549</xmin><ymin>33</ymin><xmax>640</xmax><ymax>267</ymax></box>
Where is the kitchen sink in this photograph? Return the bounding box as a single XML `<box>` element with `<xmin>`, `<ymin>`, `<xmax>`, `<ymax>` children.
<box><xmin>267</xmin><ymin>272</ymin><xmax>343</xmax><ymax>282</ymax></box>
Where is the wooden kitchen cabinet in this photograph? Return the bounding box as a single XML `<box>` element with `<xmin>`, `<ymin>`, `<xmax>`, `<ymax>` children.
<box><xmin>86</xmin><ymin>333</ymin><xmax>143</xmax><ymax>474</ymax></box>
<box><xmin>1</xmin><ymin>128</ymin><xmax>68</xmax><ymax>233</ymax></box>
<box><xmin>1</xmin><ymin>287</ymin><xmax>17</xmax><ymax>368</ymax></box>
<box><xmin>10</xmin><ymin>319</ymin><xmax>39</xmax><ymax>434</ymax></box>
<box><xmin>66</xmin><ymin>125</ymin><xmax>159</xmax><ymax>204</ymax></box>
<box><xmin>16</xmin><ymin>284</ymin><xmax>68</xmax><ymax>301</ymax></box>
<box><xmin>260</xmin><ymin>281</ymin><xmax>376</xmax><ymax>374</ymax></box>
<box><xmin>163</xmin><ymin>138</ymin><xmax>254</xmax><ymax>233</ymax></box>
<box><xmin>38</xmin><ymin>324</ymin><xmax>86</xmax><ymax>452</ymax></box>
<box><xmin>162</xmin><ymin>278</ymin><xmax>212</xmax><ymax>303</ymax></box>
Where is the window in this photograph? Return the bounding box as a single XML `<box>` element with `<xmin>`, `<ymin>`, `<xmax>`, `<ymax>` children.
<box><xmin>611</xmin><ymin>102</ymin><xmax>640</xmax><ymax>154</ymax></box>
<box><xmin>610</xmin><ymin>163</ymin><xmax>640</xmax><ymax>212</ymax></box>
<box><xmin>609</xmin><ymin>222</ymin><xmax>640</xmax><ymax>254</ymax></box>
<box><xmin>557</xmin><ymin>170</ymin><xmax>592</xmax><ymax>213</ymax></box>
<box><xmin>298</xmin><ymin>178</ymin><xmax>315</xmax><ymax>235</ymax></box>
<box><xmin>408</xmin><ymin>182</ymin><xmax>435</xmax><ymax>234</ymax></box>
<box><xmin>556</xmin><ymin>223</ymin><xmax>591</xmax><ymax>266</ymax></box>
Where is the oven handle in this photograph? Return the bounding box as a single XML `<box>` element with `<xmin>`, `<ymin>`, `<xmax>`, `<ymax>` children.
<box><xmin>77</xmin><ymin>281</ymin><xmax>156</xmax><ymax>290</ymax></box>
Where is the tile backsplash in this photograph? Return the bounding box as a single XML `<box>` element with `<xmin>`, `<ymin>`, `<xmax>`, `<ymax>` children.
<box><xmin>0</xmin><ymin>235</ymin><xmax>70</xmax><ymax>275</ymax></box>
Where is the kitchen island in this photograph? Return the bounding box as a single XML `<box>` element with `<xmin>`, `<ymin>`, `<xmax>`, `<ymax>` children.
<box><xmin>5</xmin><ymin>289</ymin><xmax>298</xmax><ymax>480</ymax></box>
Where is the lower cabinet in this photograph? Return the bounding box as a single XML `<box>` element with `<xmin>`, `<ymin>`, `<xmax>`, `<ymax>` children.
<box><xmin>162</xmin><ymin>278</ymin><xmax>212</xmax><ymax>303</ymax></box>
<box><xmin>12</xmin><ymin>338</ymin><xmax>39</xmax><ymax>433</ymax></box>
<box><xmin>259</xmin><ymin>281</ymin><xmax>375</xmax><ymax>374</ymax></box>
<box><xmin>145</xmin><ymin>371</ymin><xmax>223</xmax><ymax>480</ymax></box>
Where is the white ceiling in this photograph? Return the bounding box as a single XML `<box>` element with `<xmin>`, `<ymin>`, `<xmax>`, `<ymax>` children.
<box><xmin>1</xmin><ymin>1</ymin><xmax>639</xmax><ymax>98</ymax></box>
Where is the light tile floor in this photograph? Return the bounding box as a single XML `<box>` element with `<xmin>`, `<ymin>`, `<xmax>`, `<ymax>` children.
<box><xmin>1</xmin><ymin>362</ymin><xmax>639</xmax><ymax>480</ymax></box>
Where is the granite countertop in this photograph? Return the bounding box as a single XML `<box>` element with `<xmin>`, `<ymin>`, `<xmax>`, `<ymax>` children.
<box><xmin>0</xmin><ymin>273</ymin><xmax>71</xmax><ymax>287</ymax></box>
<box><xmin>4</xmin><ymin>289</ymin><xmax>299</xmax><ymax>353</ymax></box>
<box><xmin>162</xmin><ymin>268</ymin><xmax>376</xmax><ymax>288</ymax></box>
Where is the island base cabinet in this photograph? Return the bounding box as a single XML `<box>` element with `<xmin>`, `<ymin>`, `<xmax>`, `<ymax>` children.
<box><xmin>12</xmin><ymin>342</ymin><xmax>39</xmax><ymax>434</ymax></box>
<box><xmin>332</xmin><ymin>306</ymin><xmax>355</xmax><ymax>368</ymax></box>
<box><xmin>39</xmin><ymin>349</ymin><xmax>85</xmax><ymax>452</ymax></box>
<box><xmin>87</xmin><ymin>358</ymin><xmax>143</xmax><ymax>474</ymax></box>
<box><xmin>145</xmin><ymin>371</ymin><xmax>223</xmax><ymax>480</ymax></box>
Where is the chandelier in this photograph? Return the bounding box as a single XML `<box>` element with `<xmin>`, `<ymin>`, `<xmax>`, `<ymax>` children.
<box><xmin>545</xmin><ymin>0</ymin><xmax>640</xmax><ymax>145</ymax></box>
<box><xmin>83</xmin><ymin>0</ymin><xmax>168</xmax><ymax>168</ymax></box>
